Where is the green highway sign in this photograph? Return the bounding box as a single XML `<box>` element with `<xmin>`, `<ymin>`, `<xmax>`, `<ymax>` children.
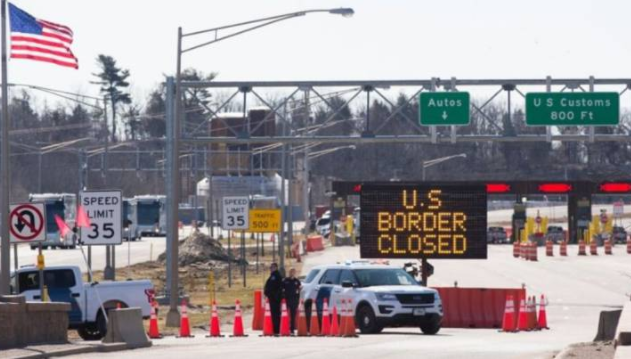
<box><xmin>525</xmin><ymin>92</ymin><xmax>619</xmax><ymax>126</ymax></box>
<box><xmin>419</xmin><ymin>92</ymin><xmax>470</xmax><ymax>126</ymax></box>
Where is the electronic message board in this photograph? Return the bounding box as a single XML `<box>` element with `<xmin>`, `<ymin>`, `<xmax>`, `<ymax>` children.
<box><xmin>360</xmin><ymin>183</ymin><xmax>487</xmax><ymax>259</ymax></box>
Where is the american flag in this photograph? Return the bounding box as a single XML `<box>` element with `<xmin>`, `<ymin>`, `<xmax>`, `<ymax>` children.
<box><xmin>8</xmin><ymin>3</ymin><xmax>78</xmax><ymax>69</ymax></box>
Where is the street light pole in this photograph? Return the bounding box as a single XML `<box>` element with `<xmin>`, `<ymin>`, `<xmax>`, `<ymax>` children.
<box><xmin>167</xmin><ymin>7</ymin><xmax>354</xmax><ymax>323</ymax></box>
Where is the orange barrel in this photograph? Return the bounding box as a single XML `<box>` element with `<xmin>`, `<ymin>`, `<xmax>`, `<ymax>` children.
<box><xmin>513</xmin><ymin>241</ymin><xmax>520</xmax><ymax>258</ymax></box>
<box><xmin>578</xmin><ymin>240</ymin><xmax>586</xmax><ymax>256</ymax></box>
<box><xmin>560</xmin><ymin>241</ymin><xmax>567</xmax><ymax>256</ymax></box>
<box><xmin>545</xmin><ymin>240</ymin><xmax>553</xmax><ymax>257</ymax></box>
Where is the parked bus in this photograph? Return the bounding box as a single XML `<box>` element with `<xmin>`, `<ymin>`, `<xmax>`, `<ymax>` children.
<box><xmin>129</xmin><ymin>195</ymin><xmax>166</xmax><ymax>238</ymax></box>
<box><xmin>28</xmin><ymin>193</ymin><xmax>77</xmax><ymax>250</ymax></box>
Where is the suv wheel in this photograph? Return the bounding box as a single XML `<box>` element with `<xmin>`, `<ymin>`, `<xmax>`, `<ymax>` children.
<box><xmin>356</xmin><ymin>305</ymin><xmax>383</xmax><ymax>334</ymax></box>
<box><xmin>420</xmin><ymin>320</ymin><xmax>441</xmax><ymax>335</ymax></box>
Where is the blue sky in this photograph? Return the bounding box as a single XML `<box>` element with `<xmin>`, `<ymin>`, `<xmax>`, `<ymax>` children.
<box><xmin>6</xmin><ymin>0</ymin><xmax>631</xmax><ymax>106</ymax></box>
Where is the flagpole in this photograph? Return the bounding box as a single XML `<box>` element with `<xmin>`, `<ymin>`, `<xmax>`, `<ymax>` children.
<box><xmin>0</xmin><ymin>0</ymin><xmax>11</xmax><ymax>294</ymax></box>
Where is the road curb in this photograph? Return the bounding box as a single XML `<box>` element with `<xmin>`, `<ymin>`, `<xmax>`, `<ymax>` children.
<box><xmin>5</xmin><ymin>341</ymin><xmax>150</xmax><ymax>359</ymax></box>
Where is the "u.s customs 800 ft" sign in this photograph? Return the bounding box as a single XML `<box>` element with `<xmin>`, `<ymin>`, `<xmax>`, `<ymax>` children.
<box><xmin>360</xmin><ymin>183</ymin><xmax>487</xmax><ymax>259</ymax></box>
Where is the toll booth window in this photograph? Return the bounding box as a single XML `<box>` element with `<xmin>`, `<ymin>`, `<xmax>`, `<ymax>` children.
<box><xmin>304</xmin><ymin>269</ymin><xmax>320</xmax><ymax>284</ymax></box>
<box><xmin>340</xmin><ymin>270</ymin><xmax>359</xmax><ymax>286</ymax></box>
<box><xmin>319</xmin><ymin>269</ymin><xmax>341</xmax><ymax>285</ymax></box>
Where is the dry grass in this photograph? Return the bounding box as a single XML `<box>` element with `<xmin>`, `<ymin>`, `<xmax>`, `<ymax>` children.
<box><xmin>88</xmin><ymin>235</ymin><xmax>304</xmax><ymax>335</ymax></box>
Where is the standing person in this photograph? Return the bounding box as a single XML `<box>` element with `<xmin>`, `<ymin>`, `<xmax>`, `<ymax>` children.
<box><xmin>282</xmin><ymin>267</ymin><xmax>302</xmax><ymax>333</ymax></box>
<box><xmin>264</xmin><ymin>262</ymin><xmax>283</xmax><ymax>335</ymax></box>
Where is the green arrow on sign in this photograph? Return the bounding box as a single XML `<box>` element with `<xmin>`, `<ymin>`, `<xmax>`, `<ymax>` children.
<box><xmin>526</xmin><ymin>92</ymin><xmax>619</xmax><ymax>126</ymax></box>
<box><xmin>419</xmin><ymin>92</ymin><xmax>470</xmax><ymax>126</ymax></box>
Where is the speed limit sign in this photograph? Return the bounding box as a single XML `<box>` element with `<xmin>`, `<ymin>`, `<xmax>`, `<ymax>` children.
<box><xmin>80</xmin><ymin>190</ymin><xmax>123</xmax><ymax>245</ymax></box>
<box><xmin>222</xmin><ymin>196</ymin><xmax>249</xmax><ymax>230</ymax></box>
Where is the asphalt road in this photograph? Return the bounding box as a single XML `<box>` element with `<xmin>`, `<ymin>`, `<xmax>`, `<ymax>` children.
<box><xmin>9</xmin><ymin>236</ymin><xmax>167</xmax><ymax>273</ymax></box>
<box><xmin>67</xmin><ymin>243</ymin><xmax>630</xmax><ymax>359</ymax></box>
<box><xmin>8</xmin><ymin>225</ymin><xmax>292</xmax><ymax>273</ymax></box>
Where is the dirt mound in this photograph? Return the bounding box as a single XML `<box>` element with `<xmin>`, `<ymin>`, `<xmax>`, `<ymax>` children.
<box><xmin>158</xmin><ymin>231</ymin><xmax>242</xmax><ymax>267</ymax></box>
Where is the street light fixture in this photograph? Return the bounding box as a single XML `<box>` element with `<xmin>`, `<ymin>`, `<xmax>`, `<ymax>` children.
<box><xmin>422</xmin><ymin>153</ymin><xmax>467</xmax><ymax>181</ymax></box>
<box><xmin>167</xmin><ymin>7</ymin><xmax>354</xmax><ymax>327</ymax></box>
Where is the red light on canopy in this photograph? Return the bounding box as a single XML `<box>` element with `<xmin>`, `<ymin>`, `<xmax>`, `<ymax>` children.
<box><xmin>538</xmin><ymin>183</ymin><xmax>572</xmax><ymax>193</ymax></box>
<box><xmin>600</xmin><ymin>183</ymin><xmax>631</xmax><ymax>193</ymax></box>
<box><xmin>353</xmin><ymin>184</ymin><xmax>362</xmax><ymax>193</ymax></box>
<box><xmin>486</xmin><ymin>183</ymin><xmax>511</xmax><ymax>193</ymax></box>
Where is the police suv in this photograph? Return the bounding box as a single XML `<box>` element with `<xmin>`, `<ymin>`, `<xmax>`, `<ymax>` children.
<box><xmin>300</xmin><ymin>261</ymin><xmax>443</xmax><ymax>334</ymax></box>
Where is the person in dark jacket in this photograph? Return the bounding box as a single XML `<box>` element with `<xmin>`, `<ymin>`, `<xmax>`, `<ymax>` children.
<box><xmin>282</xmin><ymin>267</ymin><xmax>302</xmax><ymax>332</ymax></box>
<box><xmin>264</xmin><ymin>262</ymin><xmax>283</xmax><ymax>334</ymax></box>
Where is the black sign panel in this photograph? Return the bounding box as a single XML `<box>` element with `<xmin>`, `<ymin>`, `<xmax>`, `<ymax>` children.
<box><xmin>360</xmin><ymin>183</ymin><xmax>487</xmax><ymax>259</ymax></box>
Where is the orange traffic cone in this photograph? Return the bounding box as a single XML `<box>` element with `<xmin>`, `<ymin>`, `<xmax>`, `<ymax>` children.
<box><xmin>231</xmin><ymin>299</ymin><xmax>247</xmax><ymax>337</ymax></box>
<box><xmin>517</xmin><ymin>297</ymin><xmax>528</xmax><ymax>332</ymax></box>
<box><xmin>341</xmin><ymin>299</ymin><xmax>357</xmax><ymax>337</ymax></box>
<box><xmin>337</xmin><ymin>299</ymin><xmax>347</xmax><ymax>337</ymax></box>
<box><xmin>537</xmin><ymin>295</ymin><xmax>549</xmax><ymax>330</ymax></box>
<box><xmin>261</xmin><ymin>298</ymin><xmax>274</xmax><ymax>337</ymax></box>
<box><xmin>330</xmin><ymin>305</ymin><xmax>340</xmax><ymax>336</ymax></box>
<box><xmin>147</xmin><ymin>302</ymin><xmax>162</xmax><ymax>339</ymax></box>
<box><xmin>309</xmin><ymin>304</ymin><xmax>321</xmax><ymax>336</ymax></box>
<box><xmin>500</xmin><ymin>295</ymin><xmax>516</xmax><ymax>332</ymax></box>
<box><xmin>321</xmin><ymin>299</ymin><xmax>331</xmax><ymax>336</ymax></box>
<box><xmin>206</xmin><ymin>300</ymin><xmax>223</xmax><ymax>338</ymax></box>
<box><xmin>280</xmin><ymin>299</ymin><xmax>291</xmax><ymax>336</ymax></box>
<box><xmin>296</xmin><ymin>300</ymin><xmax>309</xmax><ymax>337</ymax></box>
<box><xmin>528</xmin><ymin>297</ymin><xmax>537</xmax><ymax>330</ymax></box>
<box><xmin>627</xmin><ymin>239</ymin><xmax>631</xmax><ymax>254</ymax></box>
<box><xmin>177</xmin><ymin>300</ymin><xmax>194</xmax><ymax>338</ymax></box>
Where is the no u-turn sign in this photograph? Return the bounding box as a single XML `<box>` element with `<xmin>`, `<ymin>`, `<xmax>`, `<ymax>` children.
<box><xmin>10</xmin><ymin>203</ymin><xmax>46</xmax><ymax>243</ymax></box>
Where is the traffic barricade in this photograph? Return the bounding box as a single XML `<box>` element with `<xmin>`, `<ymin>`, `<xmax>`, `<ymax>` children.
<box><xmin>433</xmin><ymin>287</ymin><xmax>526</xmax><ymax>329</ymax></box>
<box><xmin>252</xmin><ymin>290</ymin><xmax>264</xmax><ymax>330</ymax></box>
<box><xmin>306</xmin><ymin>235</ymin><xmax>325</xmax><ymax>252</ymax></box>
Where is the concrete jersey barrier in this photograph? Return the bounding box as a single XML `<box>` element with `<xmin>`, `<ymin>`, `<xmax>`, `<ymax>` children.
<box><xmin>616</xmin><ymin>301</ymin><xmax>631</xmax><ymax>346</ymax></box>
<box><xmin>103</xmin><ymin>307</ymin><xmax>152</xmax><ymax>349</ymax></box>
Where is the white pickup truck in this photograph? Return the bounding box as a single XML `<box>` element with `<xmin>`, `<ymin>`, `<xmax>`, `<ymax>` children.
<box><xmin>10</xmin><ymin>265</ymin><xmax>154</xmax><ymax>340</ymax></box>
